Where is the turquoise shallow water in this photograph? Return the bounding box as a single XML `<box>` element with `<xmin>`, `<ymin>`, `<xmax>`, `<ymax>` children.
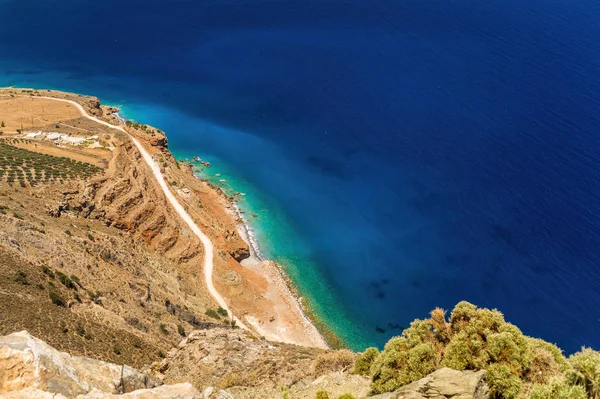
<box><xmin>114</xmin><ymin>101</ymin><xmax>372</xmax><ymax>348</ymax></box>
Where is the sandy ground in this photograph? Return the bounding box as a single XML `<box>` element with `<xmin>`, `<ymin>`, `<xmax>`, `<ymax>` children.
<box><xmin>232</xmin><ymin>202</ymin><xmax>328</xmax><ymax>348</ymax></box>
<box><xmin>243</xmin><ymin>258</ymin><xmax>328</xmax><ymax>348</ymax></box>
<box><xmin>0</xmin><ymin>95</ymin><xmax>82</xmax><ymax>132</ymax></box>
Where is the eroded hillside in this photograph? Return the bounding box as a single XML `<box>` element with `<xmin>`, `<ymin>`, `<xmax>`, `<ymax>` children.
<box><xmin>0</xmin><ymin>88</ymin><xmax>324</xmax><ymax>370</ymax></box>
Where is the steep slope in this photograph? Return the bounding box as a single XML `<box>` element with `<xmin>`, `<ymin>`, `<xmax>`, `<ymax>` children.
<box><xmin>0</xmin><ymin>88</ymin><xmax>326</xmax><ymax>370</ymax></box>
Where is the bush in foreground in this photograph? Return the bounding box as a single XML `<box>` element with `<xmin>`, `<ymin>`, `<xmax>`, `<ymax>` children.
<box><xmin>364</xmin><ymin>301</ymin><xmax>600</xmax><ymax>398</ymax></box>
<box><xmin>353</xmin><ymin>347</ymin><xmax>379</xmax><ymax>376</ymax></box>
<box><xmin>567</xmin><ymin>348</ymin><xmax>600</xmax><ymax>398</ymax></box>
<box><xmin>530</xmin><ymin>378</ymin><xmax>587</xmax><ymax>399</ymax></box>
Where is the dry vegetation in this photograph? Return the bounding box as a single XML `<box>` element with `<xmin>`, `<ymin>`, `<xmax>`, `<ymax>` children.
<box><xmin>352</xmin><ymin>302</ymin><xmax>600</xmax><ymax>399</ymax></box>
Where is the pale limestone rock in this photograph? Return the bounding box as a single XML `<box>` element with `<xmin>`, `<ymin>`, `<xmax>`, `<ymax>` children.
<box><xmin>75</xmin><ymin>383</ymin><xmax>201</xmax><ymax>398</ymax></box>
<box><xmin>0</xmin><ymin>331</ymin><xmax>157</xmax><ymax>397</ymax></box>
<box><xmin>202</xmin><ymin>387</ymin><xmax>215</xmax><ymax>398</ymax></box>
<box><xmin>370</xmin><ymin>368</ymin><xmax>489</xmax><ymax>399</ymax></box>
<box><xmin>0</xmin><ymin>387</ymin><xmax>68</xmax><ymax>398</ymax></box>
<box><xmin>213</xmin><ymin>390</ymin><xmax>235</xmax><ymax>399</ymax></box>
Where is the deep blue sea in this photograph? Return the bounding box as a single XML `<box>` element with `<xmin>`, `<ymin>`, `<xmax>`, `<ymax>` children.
<box><xmin>1</xmin><ymin>0</ymin><xmax>600</xmax><ymax>353</ymax></box>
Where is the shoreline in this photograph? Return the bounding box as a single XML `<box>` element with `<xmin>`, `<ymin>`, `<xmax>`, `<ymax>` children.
<box><xmin>200</xmin><ymin>176</ymin><xmax>345</xmax><ymax>349</ymax></box>
<box><xmin>4</xmin><ymin>86</ymin><xmax>342</xmax><ymax>349</ymax></box>
<box><xmin>111</xmin><ymin>108</ymin><xmax>336</xmax><ymax>349</ymax></box>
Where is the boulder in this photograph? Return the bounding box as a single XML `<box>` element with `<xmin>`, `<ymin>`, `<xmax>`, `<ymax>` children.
<box><xmin>149</xmin><ymin>135</ymin><xmax>168</xmax><ymax>149</ymax></box>
<box><xmin>0</xmin><ymin>331</ymin><xmax>158</xmax><ymax>397</ymax></box>
<box><xmin>370</xmin><ymin>368</ymin><xmax>489</xmax><ymax>399</ymax></box>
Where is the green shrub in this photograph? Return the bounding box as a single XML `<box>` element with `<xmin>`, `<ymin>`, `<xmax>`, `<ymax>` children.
<box><xmin>49</xmin><ymin>290</ymin><xmax>66</xmax><ymax>307</ymax></box>
<box><xmin>441</xmin><ymin>330</ymin><xmax>488</xmax><ymax>371</ymax></box>
<box><xmin>205</xmin><ymin>309</ymin><xmax>220</xmax><ymax>319</ymax></box>
<box><xmin>113</xmin><ymin>345</ymin><xmax>121</xmax><ymax>355</ymax></box>
<box><xmin>405</xmin><ymin>343</ymin><xmax>438</xmax><ymax>382</ymax></box>
<box><xmin>70</xmin><ymin>274</ymin><xmax>83</xmax><ymax>288</ymax></box>
<box><xmin>87</xmin><ymin>290</ymin><xmax>102</xmax><ymax>300</ymax></box>
<box><xmin>370</xmin><ymin>337</ymin><xmax>437</xmax><ymax>394</ymax></box>
<box><xmin>159</xmin><ymin>323</ymin><xmax>169</xmax><ymax>335</ymax></box>
<box><xmin>337</xmin><ymin>395</ymin><xmax>355</xmax><ymax>399</ymax></box>
<box><xmin>487</xmin><ymin>324</ymin><xmax>530</xmax><ymax>374</ymax></box>
<box><xmin>353</xmin><ymin>347</ymin><xmax>379</xmax><ymax>376</ymax></box>
<box><xmin>177</xmin><ymin>324</ymin><xmax>185</xmax><ymax>337</ymax></box>
<box><xmin>367</xmin><ymin>302</ymin><xmax>599</xmax><ymax>398</ymax></box>
<box><xmin>486</xmin><ymin>363</ymin><xmax>522</xmax><ymax>399</ymax></box>
<box><xmin>217</xmin><ymin>306</ymin><xmax>228</xmax><ymax>317</ymax></box>
<box><xmin>441</xmin><ymin>304</ymin><xmax>506</xmax><ymax>372</ymax></box>
<box><xmin>56</xmin><ymin>271</ymin><xmax>76</xmax><ymax>290</ymax></box>
<box><xmin>14</xmin><ymin>270</ymin><xmax>28</xmax><ymax>285</ymax></box>
<box><xmin>567</xmin><ymin>348</ymin><xmax>600</xmax><ymax>398</ymax></box>
<box><xmin>529</xmin><ymin>378</ymin><xmax>587</xmax><ymax>399</ymax></box>
<box><xmin>76</xmin><ymin>323</ymin><xmax>85</xmax><ymax>336</ymax></box>
<box><xmin>315</xmin><ymin>390</ymin><xmax>329</xmax><ymax>399</ymax></box>
<box><xmin>526</xmin><ymin>338</ymin><xmax>569</xmax><ymax>383</ymax></box>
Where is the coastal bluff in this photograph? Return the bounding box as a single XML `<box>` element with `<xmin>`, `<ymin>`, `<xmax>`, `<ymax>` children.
<box><xmin>0</xmin><ymin>87</ymin><xmax>327</xmax><ymax>364</ymax></box>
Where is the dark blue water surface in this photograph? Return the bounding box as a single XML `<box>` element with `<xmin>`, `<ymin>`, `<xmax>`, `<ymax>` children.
<box><xmin>1</xmin><ymin>0</ymin><xmax>600</xmax><ymax>353</ymax></box>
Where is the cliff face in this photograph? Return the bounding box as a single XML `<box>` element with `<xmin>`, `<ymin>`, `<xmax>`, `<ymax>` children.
<box><xmin>0</xmin><ymin>331</ymin><xmax>204</xmax><ymax>398</ymax></box>
<box><xmin>0</xmin><ymin>88</ymin><xmax>329</xmax><ymax>359</ymax></box>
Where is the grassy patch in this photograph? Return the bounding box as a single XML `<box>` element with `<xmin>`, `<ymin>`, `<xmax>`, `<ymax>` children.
<box><xmin>205</xmin><ymin>309</ymin><xmax>220</xmax><ymax>319</ymax></box>
<box><xmin>49</xmin><ymin>290</ymin><xmax>66</xmax><ymax>307</ymax></box>
<box><xmin>217</xmin><ymin>306</ymin><xmax>228</xmax><ymax>317</ymax></box>
<box><xmin>56</xmin><ymin>271</ymin><xmax>77</xmax><ymax>290</ymax></box>
<box><xmin>14</xmin><ymin>270</ymin><xmax>29</xmax><ymax>285</ymax></box>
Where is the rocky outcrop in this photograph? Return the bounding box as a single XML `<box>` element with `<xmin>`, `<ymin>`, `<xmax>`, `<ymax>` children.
<box><xmin>1</xmin><ymin>384</ymin><xmax>201</xmax><ymax>399</ymax></box>
<box><xmin>370</xmin><ymin>368</ymin><xmax>489</xmax><ymax>399</ymax></box>
<box><xmin>86</xmin><ymin>97</ymin><xmax>103</xmax><ymax>117</ymax></box>
<box><xmin>0</xmin><ymin>331</ymin><xmax>202</xmax><ymax>399</ymax></box>
<box><xmin>228</xmin><ymin>245</ymin><xmax>250</xmax><ymax>262</ymax></box>
<box><xmin>153</xmin><ymin>328</ymin><xmax>371</xmax><ymax>399</ymax></box>
<box><xmin>149</xmin><ymin>134</ymin><xmax>168</xmax><ymax>149</ymax></box>
<box><xmin>155</xmin><ymin>328</ymin><xmax>325</xmax><ymax>388</ymax></box>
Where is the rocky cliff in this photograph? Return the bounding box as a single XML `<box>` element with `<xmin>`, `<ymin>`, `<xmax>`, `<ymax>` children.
<box><xmin>0</xmin><ymin>331</ymin><xmax>202</xmax><ymax>398</ymax></box>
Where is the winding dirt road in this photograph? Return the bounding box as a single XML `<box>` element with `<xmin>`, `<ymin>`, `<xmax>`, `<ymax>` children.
<box><xmin>36</xmin><ymin>96</ymin><xmax>249</xmax><ymax>330</ymax></box>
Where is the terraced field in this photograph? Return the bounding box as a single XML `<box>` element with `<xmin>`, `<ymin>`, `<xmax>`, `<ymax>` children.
<box><xmin>0</xmin><ymin>141</ymin><xmax>102</xmax><ymax>187</ymax></box>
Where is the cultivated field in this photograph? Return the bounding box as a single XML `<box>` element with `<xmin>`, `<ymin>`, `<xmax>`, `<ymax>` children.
<box><xmin>0</xmin><ymin>140</ymin><xmax>102</xmax><ymax>187</ymax></box>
